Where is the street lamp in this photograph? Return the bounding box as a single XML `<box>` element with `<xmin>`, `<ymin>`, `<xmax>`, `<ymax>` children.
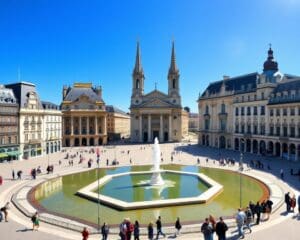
<box><xmin>239</xmin><ymin>139</ymin><xmax>244</xmax><ymax>208</ymax></box>
<box><xmin>96</xmin><ymin>149</ymin><xmax>100</xmax><ymax>233</ymax></box>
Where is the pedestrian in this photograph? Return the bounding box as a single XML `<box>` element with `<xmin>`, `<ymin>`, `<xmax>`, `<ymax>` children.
<box><xmin>285</xmin><ymin>192</ymin><xmax>291</xmax><ymax>212</ymax></box>
<box><xmin>280</xmin><ymin>169</ymin><xmax>284</xmax><ymax>180</ymax></box>
<box><xmin>215</xmin><ymin>217</ymin><xmax>228</xmax><ymax>240</ymax></box>
<box><xmin>126</xmin><ymin>218</ymin><xmax>134</xmax><ymax>240</ymax></box>
<box><xmin>254</xmin><ymin>201</ymin><xmax>262</xmax><ymax>225</ymax></box>
<box><xmin>290</xmin><ymin>194</ymin><xmax>296</xmax><ymax>212</ymax></box>
<box><xmin>17</xmin><ymin>170</ymin><xmax>22</xmax><ymax>179</ymax></box>
<box><xmin>101</xmin><ymin>222</ymin><xmax>109</xmax><ymax>240</ymax></box>
<box><xmin>12</xmin><ymin>170</ymin><xmax>15</xmax><ymax>180</ymax></box>
<box><xmin>249</xmin><ymin>201</ymin><xmax>255</xmax><ymax>219</ymax></box>
<box><xmin>156</xmin><ymin>216</ymin><xmax>166</xmax><ymax>239</ymax></box>
<box><xmin>265</xmin><ymin>198</ymin><xmax>273</xmax><ymax>220</ymax></box>
<box><xmin>0</xmin><ymin>207</ymin><xmax>3</xmax><ymax>222</ymax></box>
<box><xmin>209</xmin><ymin>215</ymin><xmax>216</xmax><ymax>230</ymax></box>
<box><xmin>175</xmin><ymin>217</ymin><xmax>182</xmax><ymax>237</ymax></box>
<box><xmin>0</xmin><ymin>176</ymin><xmax>2</xmax><ymax>185</ymax></box>
<box><xmin>134</xmin><ymin>220</ymin><xmax>140</xmax><ymax>240</ymax></box>
<box><xmin>81</xmin><ymin>227</ymin><xmax>89</xmax><ymax>240</ymax></box>
<box><xmin>298</xmin><ymin>195</ymin><xmax>300</xmax><ymax>216</ymax></box>
<box><xmin>201</xmin><ymin>218</ymin><xmax>214</xmax><ymax>240</ymax></box>
<box><xmin>31</xmin><ymin>212</ymin><xmax>39</xmax><ymax>231</ymax></box>
<box><xmin>235</xmin><ymin>208</ymin><xmax>246</xmax><ymax>239</ymax></box>
<box><xmin>244</xmin><ymin>207</ymin><xmax>252</xmax><ymax>233</ymax></box>
<box><xmin>148</xmin><ymin>222</ymin><xmax>154</xmax><ymax>240</ymax></box>
<box><xmin>119</xmin><ymin>219</ymin><xmax>127</xmax><ymax>240</ymax></box>
<box><xmin>0</xmin><ymin>202</ymin><xmax>9</xmax><ymax>222</ymax></box>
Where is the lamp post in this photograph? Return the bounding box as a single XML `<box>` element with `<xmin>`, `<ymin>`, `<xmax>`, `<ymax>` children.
<box><xmin>239</xmin><ymin>139</ymin><xmax>244</xmax><ymax>208</ymax></box>
<box><xmin>96</xmin><ymin>149</ymin><xmax>100</xmax><ymax>233</ymax></box>
<box><xmin>239</xmin><ymin>151</ymin><xmax>243</xmax><ymax>208</ymax></box>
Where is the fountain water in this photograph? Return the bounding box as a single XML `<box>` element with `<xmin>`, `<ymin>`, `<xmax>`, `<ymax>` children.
<box><xmin>150</xmin><ymin>137</ymin><xmax>165</xmax><ymax>186</ymax></box>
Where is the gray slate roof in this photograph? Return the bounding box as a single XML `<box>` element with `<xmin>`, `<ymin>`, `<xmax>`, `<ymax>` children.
<box><xmin>64</xmin><ymin>87</ymin><xmax>103</xmax><ymax>102</ymax></box>
<box><xmin>106</xmin><ymin>105</ymin><xmax>128</xmax><ymax>115</ymax></box>
<box><xmin>42</xmin><ymin>101</ymin><xmax>60</xmax><ymax>110</ymax></box>
<box><xmin>5</xmin><ymin>82</ymin><xmax>43</xmax><ymax>109</ymax></box>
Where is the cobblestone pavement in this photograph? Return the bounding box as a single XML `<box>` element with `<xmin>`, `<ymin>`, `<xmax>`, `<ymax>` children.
<box><xmin>0</xmin><ymin>141</ymin><xmax>299</xmax><ymax>239</ymax></box>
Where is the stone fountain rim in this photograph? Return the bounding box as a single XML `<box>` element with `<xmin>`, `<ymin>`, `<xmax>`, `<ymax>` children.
<box><xmin>75</xmin><ymin>169</ymin><xmax>224</xmax><ymax>210</ymax></box>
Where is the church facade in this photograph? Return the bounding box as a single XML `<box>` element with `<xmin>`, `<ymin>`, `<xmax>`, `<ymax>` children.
<box><xmin>130</xmin><ymin>42</ymin><xmax>188</xmax><ymax>143</ymax></box>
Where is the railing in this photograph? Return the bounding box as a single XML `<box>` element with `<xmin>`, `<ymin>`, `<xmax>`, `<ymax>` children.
<box><xmin>269</xmin><ymin>95</ymin><xmax>300</xmax><ymax>104</ymax></box>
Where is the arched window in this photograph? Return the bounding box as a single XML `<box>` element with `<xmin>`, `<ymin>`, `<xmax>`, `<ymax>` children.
<box><xmin>136</xmin><ymin>79</ymin><xmax>140</xmax><ymax>89</ymax></box>
<box><xmin>172</xmin><ymin>79</ymin><xmax>176</xmax><ymax>88</ymax></box>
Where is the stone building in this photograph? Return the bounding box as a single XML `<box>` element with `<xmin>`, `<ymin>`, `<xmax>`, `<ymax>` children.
<box><xmin>188</xmin><ymin>113</ymin><xmax>199</xmax><ymax>132</ymax></box>
<box><xmin>6</xmin><ymin>82</ymin><xmax>45</xmax><ymax>159</ymax></box>
<box><xmin>106</xmin><ymin>105</ymin><xmax>130</xmax><ymax>141</ymax></box>
<box><xmin>0</xmin><ymin>85</ymin><xmax>20</xmax><ymax>161</ymax></box>
<box><xmin>130</xmin><ymin>42</ymin><xmax>188</xmax><ymax>142</ymax></box>
<box><xmin>61</xmin><ymin>83</ymin><xmax>107</xmax><ymax>147</ymax></box>
<box><xmin>42</xmin><ymin>101</ymin><xmax>62</xmax><ymax>155</ymax></box>
<box><xmin>198</xmin><ymin>47</ymin><xmax>300</xmax><ymax>161</ymax></box>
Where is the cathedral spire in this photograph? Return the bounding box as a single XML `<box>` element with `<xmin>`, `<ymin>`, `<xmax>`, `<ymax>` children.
<box><xmin>169</xmin><ymin>41</ymin><xmax>178</xmax><ymax>74</ymax></box>
<box><xmin>133</xmin><ymin>41</ymin><xmax>143</xmax><ymax>74</ymax></box>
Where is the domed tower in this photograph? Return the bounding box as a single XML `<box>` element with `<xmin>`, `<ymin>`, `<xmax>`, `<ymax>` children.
<box><xmin>262</xmin><ymin>45</ymin><xmax>279</xmax><ymax>83</ymax></box>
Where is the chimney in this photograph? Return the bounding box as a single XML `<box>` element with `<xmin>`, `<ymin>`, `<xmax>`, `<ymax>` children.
<box><xmin>223</xmin><ymin>75</ymin><xmax>230</xmax><ymax>80</ymax></box>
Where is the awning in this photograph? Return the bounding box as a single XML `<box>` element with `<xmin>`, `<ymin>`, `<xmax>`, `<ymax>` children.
<box><xmin>0</xmin><ymin>153</ymin><xmax>8</xmax><ymax>158</ymax></box>
<box><xmin>7</xmin><ymin>151</ymin><xmax>21</xmax><ymax>156</ymax></box>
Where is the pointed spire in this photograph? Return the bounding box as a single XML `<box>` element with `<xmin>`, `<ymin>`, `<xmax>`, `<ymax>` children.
<box><xmin>169</xmin><ymin>41</ymin><xmax>178</xmax><ymax>74</ymax></box>
<box><xmin>133</xmin><ymin>41</ymin><xmax>143</xmax><ymax>74</ymax></box>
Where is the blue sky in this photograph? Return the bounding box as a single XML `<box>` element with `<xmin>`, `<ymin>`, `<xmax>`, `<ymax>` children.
<box><xmin>1</xmin><ymin>0</ymin><xmax>300</xmax><ymax>112</ymax></box>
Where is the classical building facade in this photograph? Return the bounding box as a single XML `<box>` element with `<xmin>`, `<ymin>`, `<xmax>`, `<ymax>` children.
<box><xmin>42</xmin><ymin>101</ymin><xmax>62</xmax><ymax>154</ymax></box>
<box><xmin>61</xmin><ymin>83</ymin><xmax>107</xmax><ymax>147</ymax></box>
<box><xmin>7</xmin><ymin>82</ymin><xmax>45</xmax><ymax>159</ymax></box>
<box><xmin>106</xmin><ymin>105</ymin><xmax>130</xmax><ymax>141</ymax></box>
<box><xmin>198</xmin><ymin>47</ymin><xmax>300</xmax><ymax>161</ymax></box>
<box><xmin>188</xmin><ymin>113</ymin><xmax>199</xmax><ymax>132</ymax></box>
<box><xmin>130</xmin><ymin>42</ymin><xmax>188</xmax><ymax>143</ymax></box>
<box><xmin>0</xmin><ymin>85</ymin><xmax>20</xmax><ymax>161</ymax></box>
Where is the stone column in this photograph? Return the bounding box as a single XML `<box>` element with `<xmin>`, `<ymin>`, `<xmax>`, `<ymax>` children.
<box><xmin>169</xmin><ymin>115</ymin><xmax>172</xmax><ymax>141</ymax></box>
<box><xmin>71</xmin><ymin>116</ymin><xmax>74</xmax><ymax>135</ymax></box>
<box><xmin>87</xmin><ymin>117</ymin><xmax>89</xmax><ymax>135</ymax></box>
<box><xmin>79</xmin><ymin>117</ymin><xmax>82</xmax><ymax>135</ymax></box>
<box><xmin>103</xmin><ymin>116</ymin><xmax>107</xmax><ymax>135</ymax></box>
<box><xmin>160</xmin><ymin>114</ymin><xmax>163</xmax><ymax>142</ymax></box>
<box><xmin>139</xmin><ymin>115</ymin><xmax>143</xmax><ymax>142</ymax></box>
<box><xmin>273</xmin><ymin>142</ymin><xmax>276</xmax><ymax>156</ymax></box>
<box><xmin>148</xmin><ymin>114</ymin><xmax>151</xmax><ymax>142</ymax></box>
<box><xmin>95</xmin><ymin>116</ymin><xmax>98</xmax><ymax>134</ymax></box>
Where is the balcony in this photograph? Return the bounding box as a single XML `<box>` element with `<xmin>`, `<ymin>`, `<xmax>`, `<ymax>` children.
<box><xmin>218</xmin><ymin>112</ymin><xmax>228</xmax><ymax>117</ymax></box>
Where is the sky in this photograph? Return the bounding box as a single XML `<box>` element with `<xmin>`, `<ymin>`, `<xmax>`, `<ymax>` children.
<box><xmin>0</xmin><ymin>0</ymin><xmax>300</xmax><ymax>112</ymax></box>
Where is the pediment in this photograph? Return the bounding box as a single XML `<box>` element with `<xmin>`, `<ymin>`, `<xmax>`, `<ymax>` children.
<box><xmin>140</xmin><ymin>98</ymin><xmax>173</xmax><ymax>108</ymax></box>
<box><xmin>144</xmin><ymin>90</ymin><xmax>168</xmax><ymax>99</ymax></box>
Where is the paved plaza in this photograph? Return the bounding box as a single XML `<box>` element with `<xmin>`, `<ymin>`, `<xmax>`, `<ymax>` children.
<box><xmin>0</xmin><ymin>142</ymin><xmax>299</xmax><ymax>239</ymax></box>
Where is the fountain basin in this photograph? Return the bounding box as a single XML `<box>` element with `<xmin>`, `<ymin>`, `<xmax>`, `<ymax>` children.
<box><xmin>76</xmin><ymin>170</ymin><xmax>223</xmax><ymax>210</ymax></box>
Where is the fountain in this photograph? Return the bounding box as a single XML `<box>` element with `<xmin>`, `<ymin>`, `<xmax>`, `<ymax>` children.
<box><xmin>150</xmin><ymin>137</ymin><xmax>165</xmax><ymax>186</ymax></box>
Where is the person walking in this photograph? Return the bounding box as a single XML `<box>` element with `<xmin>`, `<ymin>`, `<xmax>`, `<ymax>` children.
<box><xmin>235</xmin><ymin>208</ymin><xmax>246</xmax><ymax>239</ymax></box>
<box><xmin>244</xmin><ymin>207</ymin><xmax>252</xmax><ymax>233</ymax></box>
<box><xmin>290</xmin><ymin>195</ymin><xmax>296</xmax><ymax>212</ymax></box>
<box><xmin>1</xmin><ymin>202</ymin><xmax>9</xmax><ymax>222</ymax></box>
<box><xmin>265</xmin><ymin>198</ymin><xmax>273</xmax><ymax>220</ymax></box>
<box><xmin>31</xmin><ymin>212</ymin><xmax>40</xmax><ymax>231</ymax></box>
<box><xmin>201</xmin><ymin>218</ymin><xmax>214</xmax><ymax>240</ymax></box>
<box><xmin>148</xmin><ymin>222</ymin><xmax>154</xmax><ymax>240</ymax></box>
<box><xmin>101</xmin><ymin>222</ymin><xmax>109</xmax><ymax>240</ymax></box>
<box><xmin>285</xmin><ymin>192</ymin><xmax>291</xmax><ymax>212</ymax></box>
<box><xmin>119</xmin><ymin>219</ymin><xmax>127</xmax><ymax>240</ymax></box>
<box><xmin>155</xmin><ymin>216</ymin><xmax>166</xmax><ymax>239</ymax></box>
<box><xmin>254</xmin><ymin>201</ymin><xmax>262</xmax><ymax>225</ymax></box>
<box><xmin>215</xmin><ymin>217</ymin><xmax>228</xmax><ymax>240</ymax></box>
<box><xmin>134</xmin><ymin>220</ymin><xmax>140</xmax><ymax>240</ymax></box>
<box><xmin>174</xmin><ymin>217</ymin><xmax>182</xmax><ymax>237</ymax></box>
<box><xmin>81</xmin><ymin>227</ymin><xmax>89</xmax><ymax>240</ymax></box>
<box><xmin>298</xmin><ymin>195</ymin><xmax>300</xmax><ymax>216</ymax></box>
<box><xmin>12</xmin><ymin>170</ymin><xmax>15</xmax><ymax>180</ymax></box>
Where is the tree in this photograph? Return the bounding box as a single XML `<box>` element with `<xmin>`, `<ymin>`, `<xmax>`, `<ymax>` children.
<box><xmin>184</xmin><ymin>106</ymin><xmax>190</xmax><ymax>113</ymax></box>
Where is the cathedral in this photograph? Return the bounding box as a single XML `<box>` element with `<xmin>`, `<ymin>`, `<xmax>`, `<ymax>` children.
<box><xmin>130</xmin><ymin>42</ymin><xmax>188</xmax><ymax>143</ymax></box>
